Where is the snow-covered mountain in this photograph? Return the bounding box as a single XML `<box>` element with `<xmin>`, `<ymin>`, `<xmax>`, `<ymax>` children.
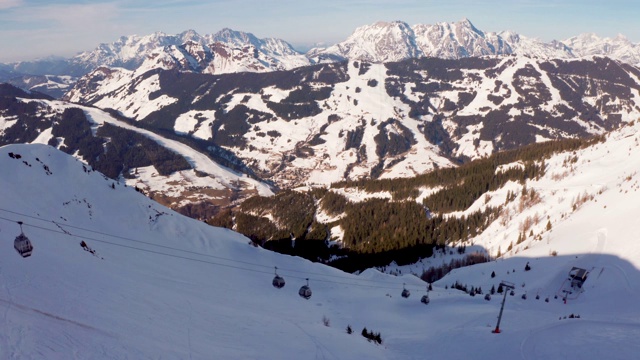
<box><xmin>81</xmin><ymin>28</ymin><xmax>313</xmax><ymax>76</ymax></box>
<box><xmin>564</xmin><ymin>33</ymin><xmax>640</xmax><ymax>65</ymax></box>
<box><xmin>414</xmin><ymin>19</ymin><xmax>514</xmax><ymax>59</ymax></box>
<box><xmin>0</xmin><ymin>84</ymin><xmax>272</xmax><ymax>218</ymax></box>
<box><xmin>309</xmin><ymin>19</ymin><xmax>558</xmax><ymax>63</ymax></box>
<box><xmin>4</xmin><ymin>18</ymin><xmax>640</xmax><ymax>99</ymax></box>
<box><xmin>63</xmin><ymin>55</ymin><xmax>640</xmax><ymax>189</ymax></box>
<box><xmin>308</xmin><ymin>21</ymin><xmax>424</xmax><ymax>63</ymax></box>
<box><xmin>310</xmin><ymin>18</ymin><xmax>640</xmax><ymax>66</ymax></box>
<box><xmin>0</xmin><ymin>29</ymin><xmax>313</xmax><ymax>98</ymax></box>
<box><xmin>3</xmin><ymin>74</ymin><xmax>77</xmax><ymax>99</ymax></box>
<box><xmin>59</xmin><ymin>28</ymin><xmax>311</xmax><ymax>77</ymax></box>
<box><xmin>2</xmin><ymin>120</ymin><xmax>640</xmax><ymax>358</ymax></box>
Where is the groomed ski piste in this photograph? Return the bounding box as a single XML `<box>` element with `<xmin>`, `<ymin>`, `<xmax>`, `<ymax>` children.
<box><xmin>1</xmin><ymin>127</ymin><xmax>640</xmax><ymax>359</ymax></box>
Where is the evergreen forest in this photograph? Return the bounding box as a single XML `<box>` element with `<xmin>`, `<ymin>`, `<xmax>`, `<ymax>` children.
<box><xmin>212</xmin><ymin>136</ymin><xmax>604</xmax><ymax>271</ymax></box>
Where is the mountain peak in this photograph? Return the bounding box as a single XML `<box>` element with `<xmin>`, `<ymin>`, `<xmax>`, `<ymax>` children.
<box><xmin>371</xmin><ymin>20</ymin><xmax>410</xmax><ymax>27</ymax></box>
<box><xmin>178</xmin><ymin>29</ymin><xmax>202</xmax><ymax>42</ymax></box>
<box><xmin>212</xmin><ymin>28</ymin><xmax>259</xmax><ymax>46</ymax></box>
<box><xmin>457</xmin><ymin>17</ymin><xmax>473</xmax><ymax>26</ymax></box>
<box><xmin>318</xmin><ymin>20</ymin><xmax>420</xmax><ymax>63</ymax></box>
<box><xmin>455</xmin><ymin>17</ymin><xmax>482</xmax><ymax>35</ymax></box>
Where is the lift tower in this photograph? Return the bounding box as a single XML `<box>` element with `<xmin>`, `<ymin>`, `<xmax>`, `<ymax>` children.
<box><xmin>492</xmin><ymin>281</ymin><xmax>515</xmax><ymax>334</ymax></box>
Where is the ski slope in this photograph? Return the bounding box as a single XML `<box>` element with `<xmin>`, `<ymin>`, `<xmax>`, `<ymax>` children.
<box><xmin>1</xmin><ymin>143</ymin><xmax>640</xmax><ymax>359</ymax></box>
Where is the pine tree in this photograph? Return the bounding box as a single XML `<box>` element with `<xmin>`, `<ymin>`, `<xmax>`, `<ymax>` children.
<box><xmin>546</xmin><ymin>220</ymin><xmax>552</xmax><ymax>231</ymax></box>
<box><xmin>491</xmin><ymin>271</ymin><xmax>496</xmax><ymax>278</ymax></box>
<box><xmin>347</xmin><ymin>325</ymin><xmax>353</xmax><ymax>334</ymax></box>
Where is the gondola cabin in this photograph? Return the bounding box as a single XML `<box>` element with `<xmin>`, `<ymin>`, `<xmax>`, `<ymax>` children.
<box><xmin>272</xmin><ymin>267</ymin><xmax>285</xmax><ymax>289</ymax></box>
<box><xmin>298</xmin><ymin>278</ymin><xmax>312</xmax><ymax>299</ymax></box>
<box><xmin>272</xmin><ymin>275</ymin><xmax>285</xmax><ymax>289</ymax></box>
<box><xmin>298</xmin><ymin>285</ymin><xmax>312</xmax><ymax>299</ymax></box>
<box><xmin>401</xmin><ymin>287</ymin><xmax>410</xmax><ymax>298</ymax></box>
<box><xmin>14</xmin><ymin>231</ymin><xmax>33</xmax><ymax>258</ymax></box>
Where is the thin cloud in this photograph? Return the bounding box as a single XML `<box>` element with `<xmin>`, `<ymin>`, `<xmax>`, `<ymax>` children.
<box><xmin>16</xmin><ymin>2</ymin><xmax>120</xmax><ymax>28</ymax></box>
<box><xmin>0</xmin><ymin>2</ymin><xmax>125</xmax><ymax>61</ymax></box>
<box><xmin>0</xmin><ymin>0</ymin><xmax>22</xmax><ymax>10</ymax></box>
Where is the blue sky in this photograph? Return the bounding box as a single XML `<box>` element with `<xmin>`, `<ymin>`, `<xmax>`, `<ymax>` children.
<box><xmin>1</xmin><ymin>0</ymin><xmax>639</xmax><ymax>62</ymax></box>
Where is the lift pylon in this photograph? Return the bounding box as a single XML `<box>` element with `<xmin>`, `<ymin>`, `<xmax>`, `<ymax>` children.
<box><xmin>493</xmin><ymin>281</ymin><xmax>515</xmax><ymax>334</ymax></box>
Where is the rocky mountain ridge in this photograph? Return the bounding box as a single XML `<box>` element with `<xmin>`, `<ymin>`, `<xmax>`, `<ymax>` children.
<box><xmin>3</xmin><ymin>19</ymin><xmax>640</xmax><ymax>97</ymax></box>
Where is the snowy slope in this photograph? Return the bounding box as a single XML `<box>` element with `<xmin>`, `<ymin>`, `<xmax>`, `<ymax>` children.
<box><xmin>2</xmin><ymin>126</ymin><xmax>640</xmax><ymax>359</ymax></box>
<box><xmin>0</xmin><ymin>144</ymin><xmax>395</xmax><ymax>359</ymax></box>
<box><xmin>0</xmin><ymin>95</ymin><xmax>273</xmax><ymax>211</ymax></box>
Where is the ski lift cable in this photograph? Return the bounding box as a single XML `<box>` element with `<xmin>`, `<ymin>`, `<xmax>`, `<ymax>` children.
<box><xmin>0</xmin><ymin>215</ymin><xmax>428</xmax><ymax>291</ymax></box>
<box><xmin>1</xmin><ymin>215</ymin><xmax>270</xmax><ymax>274</ymax></box>
<box><xmin>0</xmin><ymin>208</ymin><xmax>321</xmax><ymax>275</ymax></box>
<box><xmin>0</xmin><ymin>208</ymin><xmax>425</xmax><ymax>286</ymax></box>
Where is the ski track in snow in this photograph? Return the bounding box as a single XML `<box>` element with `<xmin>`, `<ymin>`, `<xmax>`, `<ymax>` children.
<box><xmin>0</xmin><ymin>297</ymin><xmax>112</xmax><ymax>337</ymax></box>
<box><xmin>290</xmin><ymin>320</ymin><xmax>339</xmax><ymax>360</ymax></box>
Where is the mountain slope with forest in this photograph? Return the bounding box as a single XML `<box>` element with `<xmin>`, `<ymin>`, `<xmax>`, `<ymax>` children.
<box><xmin>0</xmin><ymin>83</ymin><xmax>272</xmax><ymax>218</ymax></box>
<box><xmin>64</xmin><ymin>55</ymin><xmax>640</xmax><ymax>190</ymax></box>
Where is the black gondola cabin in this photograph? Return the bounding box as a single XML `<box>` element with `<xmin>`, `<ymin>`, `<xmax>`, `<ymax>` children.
<box><xmin>298</xmin><ymin>278</ymin><xmax>312</xmax><ymax>299</ymax></box>
<box><xmin>14</xmin><ymin>228</ymin><xmax>33</xmax><ymax>258</ymax></box>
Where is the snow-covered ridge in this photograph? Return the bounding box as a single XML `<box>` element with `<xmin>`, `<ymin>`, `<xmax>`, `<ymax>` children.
<box><xmin>71</xmin><ymin>28</ymin><xmax>312</xmax><ymax>76</ymax></box>
<box><xmin>5</xmin><ymin>17</ymin><xmax>640</xmax><ymax>99</ymax></box>
<box><xmin>310</xmin><ymin>18</ymin><xmax>640</xmax><ymax>66</ymax></box>
<box><xmin>2</xmin><ymin>95</ymin><xmax>273</xmax><ymax>212</ymax></box>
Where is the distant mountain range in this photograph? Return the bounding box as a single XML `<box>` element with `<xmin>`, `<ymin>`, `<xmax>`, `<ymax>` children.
<box><xmin>2</xmin><ymin>18</ymin><xmax>640</xmax><ymax>97</ymax></box>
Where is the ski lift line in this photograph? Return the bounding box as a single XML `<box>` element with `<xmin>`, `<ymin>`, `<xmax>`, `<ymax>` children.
<box><xmin>0</xmin><ymin>216</ymin><xmax>429</xmax><ymax>292</ymax></box>
<box><xmin>0</xmin><ymin>208</ymin><xmax>427</xmax><ymax>287</ymax></box>
<box><xmin>0</xmin><ymin>216</ymin><xmax>270</xmax><ymax>274</ymax></box>
<box><xmin>0</xmin><ymin>209</ymin><xmax>288</xmax><ymax>269</ymax></box>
